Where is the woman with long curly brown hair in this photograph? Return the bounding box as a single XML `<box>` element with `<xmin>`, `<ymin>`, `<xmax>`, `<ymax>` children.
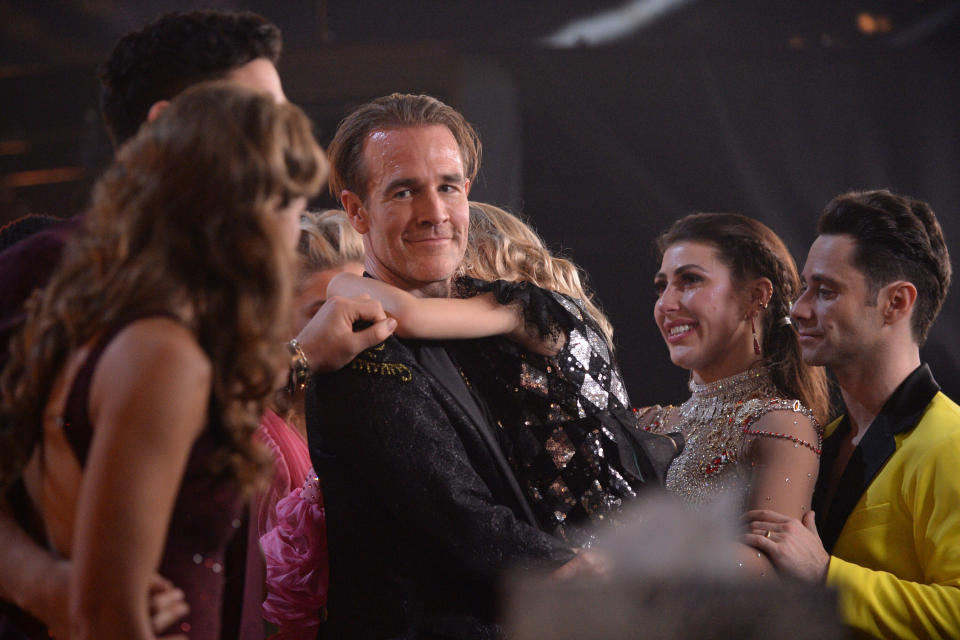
<box><xmin>0</xmin><ymin>81</ymin><xmax>326</xmax><ymax>639</ymax></box>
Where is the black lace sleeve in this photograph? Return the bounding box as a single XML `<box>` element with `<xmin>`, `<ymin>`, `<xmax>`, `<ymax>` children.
<box><xmin>455</xmin><ymin>277</ymin><xmax>578</xmax><ymax>342</ymax></box>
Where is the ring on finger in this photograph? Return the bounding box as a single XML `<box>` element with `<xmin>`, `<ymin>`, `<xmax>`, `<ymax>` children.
<box><xmin>764</xmin><ymin>529</ymin><xmax>772</xmax><ymax>538</ymax></box>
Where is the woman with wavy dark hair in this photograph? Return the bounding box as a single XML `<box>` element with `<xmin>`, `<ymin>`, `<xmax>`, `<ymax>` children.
<box><xmin>0</xmin><ymin>82</ymin><xmax>326</xmax><ymax>639</ymax></box>
<box><xmin>641</xmin><ymin>212</ymin><xmax>830</xmax><ymax>576</ymax></box>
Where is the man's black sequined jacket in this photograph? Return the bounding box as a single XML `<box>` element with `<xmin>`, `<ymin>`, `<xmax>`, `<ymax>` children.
<box><xmin>306</xmin><ymin>333</ymin><xmax>574</xmax><ymax>640</ymax></box>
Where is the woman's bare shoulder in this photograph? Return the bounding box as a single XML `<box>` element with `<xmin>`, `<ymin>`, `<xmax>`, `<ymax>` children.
<box><xmin>90</xmin><ymin>316</ymin><xmax>211</xmax><ymax>433</ymax></box>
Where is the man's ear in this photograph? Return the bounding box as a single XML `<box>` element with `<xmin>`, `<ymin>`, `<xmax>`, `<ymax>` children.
<box><xmin>880</xmin><ymin>280</ymin><xmax>918</xmax><ymax>326</ymax></box>
<box><xmin>341</xmin><ymin>190</ymin><xmax>369</xmax><ymax>233</ymax></box>
<box><xmin>146</xmin><ymin>100</ymin><xmax>171</xmax><ymax>123</ymax></box>
<box><xmin>464</xmin><ymin>178</ymin><xmax>471</xmax><ymax>196</ymax></box>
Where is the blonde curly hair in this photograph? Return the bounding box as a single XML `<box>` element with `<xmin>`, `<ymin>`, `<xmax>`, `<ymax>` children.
<box><xmin>458</xmin><ymin>202</ymin><xmax>614</xmax><ymax>348</ymax></box>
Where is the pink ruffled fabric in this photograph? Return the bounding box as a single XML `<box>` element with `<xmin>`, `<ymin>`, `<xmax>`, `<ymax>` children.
<box><xmin>254</xmin><ymin>410</ymin><xmax>313</xmax><ymax>536</ymax></box>
<box><xmin>260</xmin><ymin>469</ymin><xmax>328</xmax><ymax>639</ymax></box>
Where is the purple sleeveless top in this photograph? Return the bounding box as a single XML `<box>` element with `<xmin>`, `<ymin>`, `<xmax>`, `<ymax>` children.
<box><xmin>61</xmin><ymin>318</ymin><xmax>247</xmax><ymax>638</ymax></box>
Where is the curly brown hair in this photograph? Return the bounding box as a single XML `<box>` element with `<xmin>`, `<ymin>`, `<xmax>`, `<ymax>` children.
<box><xmin>0</xmin><ymin>82</ymin><xmax>327</xmax><ymax>490</ymax></box>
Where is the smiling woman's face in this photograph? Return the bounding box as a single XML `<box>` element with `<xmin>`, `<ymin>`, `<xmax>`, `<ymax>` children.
<box><xmin>290</xmin><ymin>261</ymin><xmax>365</xmax><ymax>335</ymax></box>
<box><xmin>653</xmin><ymin>241</ymin><xmax>755</xmax><ymax>384</ymax></box>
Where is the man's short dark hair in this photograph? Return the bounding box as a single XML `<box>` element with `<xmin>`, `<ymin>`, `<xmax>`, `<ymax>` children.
<box><xmin>327</xmin><ymin>93</ymin><xmax>481</xmax><ymax>202</ymax></box>
<box><xmin>818</xmin><ymin>189</ymin><xmax>952</xmax><ymax>345</ymax></box>
<box><xmin>99</xmin><ymin>10</ymin><xmax>282</xmax><ymax>147</ymax></box>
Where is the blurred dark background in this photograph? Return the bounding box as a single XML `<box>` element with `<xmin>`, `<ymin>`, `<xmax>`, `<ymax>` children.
<box><xmin>2</xmin><ymin>0</ymin><xmax>958</xmax><ymax>407</ymax></box>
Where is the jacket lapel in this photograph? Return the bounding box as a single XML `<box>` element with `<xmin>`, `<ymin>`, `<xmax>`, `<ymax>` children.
<box><xmin>816</xmin><ymin>364</ymin><xmax>940</xmax><ymax>553</ymax></box>
<box><xmin>415</xmin><ymin>342</ymin><xmax>539</xmax><ymax>528</ymax></box>
<box><xmin>815</xmin><ymin>417</ymin><xmax>895</xmax><ymax>552</ymax></box>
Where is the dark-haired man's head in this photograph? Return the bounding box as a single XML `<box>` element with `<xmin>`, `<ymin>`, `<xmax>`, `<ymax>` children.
<box><xmin>99</xmin><ymin>10</ymin><xmax>284</xmax><ymax>147</ymax></box>
<box><xmin>791</xmin><ymin>189</ymin><xmax>951</xmax><ymax>371</ymax></box>
<box><xmin>817</xmin><ymin>189</ymin><xmax>951</xmax><ymax>345</ymax></box>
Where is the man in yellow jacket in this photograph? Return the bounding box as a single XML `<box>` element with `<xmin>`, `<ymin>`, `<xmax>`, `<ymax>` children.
<box><xmin>744</xmin><ymin>189</ymin><xmax>959</xmax><ymax>639</ymax></box>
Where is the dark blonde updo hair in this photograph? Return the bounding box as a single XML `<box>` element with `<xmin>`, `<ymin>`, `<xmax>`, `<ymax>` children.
<box><xmin>657</xmin><ymin>213</ymin><xmax>830</xmax><ymax>424</ymax></box>
<box><xmin>296</xmin><ymin>209</ymin><xmax>365</xmax><ymax>285</ymax></box>
<box><xmin>459</xmin><ymin>202</ymin><xmax>614</xmax><ymax>348</ymax></box>
<box><xmin>1</xmin><ymin>82</ymin><xmax>327</xmax><ymax>489</ymax></box>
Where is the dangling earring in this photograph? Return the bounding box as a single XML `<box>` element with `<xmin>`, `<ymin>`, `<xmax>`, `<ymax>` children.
<box><xmin>751</xmin><ymin>314</ymin><xmax>761</xmax><ymax>355</ymax></box>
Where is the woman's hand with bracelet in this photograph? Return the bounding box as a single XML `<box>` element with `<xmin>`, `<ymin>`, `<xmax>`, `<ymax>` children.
<box><xmin>294</xmin><ymin>294</ymin><xmax>397</xmax><ymax>374</ymax></box>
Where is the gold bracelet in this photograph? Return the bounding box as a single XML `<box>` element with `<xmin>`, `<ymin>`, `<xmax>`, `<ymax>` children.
<box><xmin>287</xmin><ymin>338</ymin><xmax>310</xmax><ymax>392</ymax></box>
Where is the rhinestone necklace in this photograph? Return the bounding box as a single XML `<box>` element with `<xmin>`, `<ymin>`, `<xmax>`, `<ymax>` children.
<box><xmin>679</xmin><ymin>366</ymin><xmax>776</xmax><ymax>425</ymax></box>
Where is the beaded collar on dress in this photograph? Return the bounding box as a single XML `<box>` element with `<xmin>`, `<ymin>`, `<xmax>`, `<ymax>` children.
<box><xmin>680</xmin><ymin>366</ymin><xmax>776</xmax><ymax>424</ymax></box>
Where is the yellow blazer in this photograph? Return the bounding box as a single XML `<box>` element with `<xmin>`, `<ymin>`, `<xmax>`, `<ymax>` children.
<box><xmin>822</xmin><ymin>380</ymin><xmax>960</xmax><ymax>639</ymax></box>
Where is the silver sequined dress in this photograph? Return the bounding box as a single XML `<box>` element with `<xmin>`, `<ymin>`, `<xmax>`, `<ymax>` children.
<box><xmin>451</xmin><ymin>278</ymin><xmax>661</xmax><ymax>544</ymax></box>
